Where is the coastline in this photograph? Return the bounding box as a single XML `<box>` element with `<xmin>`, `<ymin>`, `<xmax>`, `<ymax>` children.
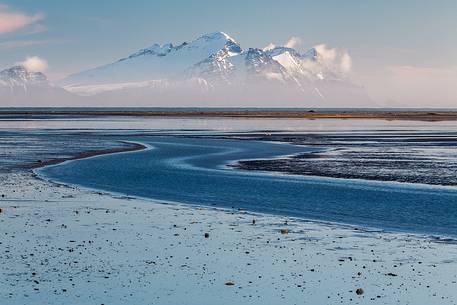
<box><xmin>36</xmin><ymin>136</ymin><xmax>457</xmax><ymax>239</ymax></box>
<box><xmin>2</xmin><ymin>110</ymin><xmax>457</xmax><ymax>121</ymax></box>
<box><xmin>2</xmin><ymin>135</ymin><xmax>457</xmax><ymax>304</ymax></box>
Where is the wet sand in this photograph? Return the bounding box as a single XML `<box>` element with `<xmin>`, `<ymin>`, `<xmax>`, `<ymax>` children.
<box><xmin>228</xmin><ymin>132</ymin><xmax>457</xmax><ymax>186</ymax></box>
<box><xmin>0</xmin><ymin>139</ymin><xmax>457</xmax><ymax>304</ymax></box>
<box><xmin>1</xmin><ymin>128</ymin><xmax>457</xmax><ymax>304</ymax></box>
<box><xmin>2</xmin><ymin>110</ymin><xmax>457</xmax><ymax>121</ymax></box>
<box><xmin>23</xmin><ymin>141</ymin><xmax>146</xmax><ymax>170</ymax></box>
<box><xmin>1</xmin><ymin>171</ymin><xmax>457</xmax><ymax>305</ymax></box>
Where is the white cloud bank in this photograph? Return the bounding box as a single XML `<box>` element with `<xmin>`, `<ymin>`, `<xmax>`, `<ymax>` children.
<box><xmin>340</xmin><ymin>53</ymin><xmax>352</xmax><ymax>73</ymax></box>
<box><xmin>264</xmin><ymin>37</ymin><xmax>353</xmax><ymax>74</ymax></box>
<box><xmin>19</xmin><ymin>56</ymin><xmax>48</xmax><ymax>72</ymax></box>
<box><xmin>0</xmin><ymin>4</ymin><xmax>44</xmax><ymax>34</ymax></box>
<box><xmin>386</xmin><ymin>66</ymin><xmax>457</xmax><ymax>106</ymax></box>
<box><xmin>312</xmin><ymin>44</ymin><xmax>352</xmax><ymax>74</ymax></box>
<box><xmin>285</xmin><ymin>36</ymin><xmax>302</xmax><ymax>49</ymax></box>
<box><xmin>360</xmin><ymin>65</ymin><xmax>457</xmax><ymax>107</ymax></box>
<box><xmin>263</xmin><ymin>42</ymin><xmax>276</xmax><ymax>51</ymax></box>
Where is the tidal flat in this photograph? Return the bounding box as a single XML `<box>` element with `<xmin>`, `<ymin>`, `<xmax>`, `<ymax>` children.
<box><xmin>1</xmin><ymin>116</ymin><xmax>457</xmax><ymax>305</ymax></box>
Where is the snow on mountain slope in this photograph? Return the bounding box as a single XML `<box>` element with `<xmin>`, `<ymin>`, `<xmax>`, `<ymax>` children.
<box><xmin>60</xmin><ymin>31</ymin><xmax>370</xmax><ymax>106</ymax></box>
<box><xmin>0</xmin><ymin>66</ymin><xmax>47</xmax><ymax>89</ymax></box>
<box><xmin>63</xmin><ymin>32</ymin><xmax>242</xmax><ymax>87</ymax></box>
<box><xmin>0</xmin><ymin>66</ymin><xmax>79</xmax><ymax>106</ymax></box>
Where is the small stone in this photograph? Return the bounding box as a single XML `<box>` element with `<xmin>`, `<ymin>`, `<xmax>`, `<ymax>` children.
<box><xmin>204</xmin><ymin>233</ymin><xmax>209</xmax><ymax>238</ymax></box>
<box><xmin>225</xmin><ymin>281</ymin><xmax>235</xmax><ymax>286</ymax></box>
<box><xmin>356</xmin><ymin>288</ymin><xmax>364</xmax><ymax>295</ymax></box>
<box><xmin>280</xmin><ymin>229</ymin><xmax>289</xmax><ymax>235</ymax></box>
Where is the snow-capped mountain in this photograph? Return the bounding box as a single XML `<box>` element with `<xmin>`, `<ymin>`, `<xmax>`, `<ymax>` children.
<box><xmin>0</xmin><ymin>66</ymin><xmax>48</xmax><ymax>88</ymax></box>
<box><xmin>0</xmin><ymin>66</ymin><xmax>78</xmax><ymax>106</ymax></box>
<box><xmin>61</xmin><ymin>31</ymin><xmax>369</xmax><ymax>106</ymax></box>
<box><xmin>63</xmin><ymin>32</ymin><xmax>241</xmax><ymax>87</ymax></box>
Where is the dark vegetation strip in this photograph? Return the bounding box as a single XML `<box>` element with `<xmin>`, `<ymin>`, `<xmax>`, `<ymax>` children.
<box><xmin>1</xmin><ymin>111</ymin><xmax>457</xmax><ymax>121</ymax></box>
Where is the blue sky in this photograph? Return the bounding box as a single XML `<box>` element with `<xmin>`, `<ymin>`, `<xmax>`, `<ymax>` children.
<box><xmin>1</xmin><ymin>0</ymin><xmax>456</xmax><ymax>106</ymax></box>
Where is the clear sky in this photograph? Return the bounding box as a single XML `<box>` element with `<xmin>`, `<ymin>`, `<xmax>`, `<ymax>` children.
<box><xmin>1</xmin><ymin>0</ymin><xmax>456</xmax><ymax>107</ymax></box>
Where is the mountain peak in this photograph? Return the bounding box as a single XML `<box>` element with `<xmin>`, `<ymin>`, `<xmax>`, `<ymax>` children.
<box><xmin>125</xmin><ymin>43</ymin><xmax>175</xmax><ymax>60</ymax></box>
<box><xmin>0</xmin><ymin>65</ymin><xmax>47</xmax><ymax>84</ymax></box>
<box><xmin>122</xmin><ymin>32</ymin><xmax>241</xmax><ymax>62</ymax></box>
<box><xmin>194</xmin><ymin>31</ymin><xmax>241</xmax><ymax>55</ymax></box>
<box><xmin>61</xmin><ymin>31</ymin><xmax>363</xmax><ymax>104</ymax></box>
<box><xmin>266</xmin><ymin>46</ymin><xmax>301</xmax><ymax>58</ymax></box>
<box><xmin>303</xmin><ymin>48</ymin><xmax>319</xmax><ymax>60</ymax></box>
<box><xmin>199</xmin><ymin>31</ymin><xmax>236</xmax><ymax>42</ymax></box>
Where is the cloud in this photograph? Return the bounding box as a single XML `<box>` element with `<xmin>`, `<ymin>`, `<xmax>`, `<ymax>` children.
<box><xmin>0</xmin><ymin>5</ymin><xmax>44</xmax><ymax>34</ymax></box>
<box><xmin>306</xmin><ymin>44</ymin><xmax>352</xmax><ymax>74</ymax></box>
<box><xmin>340</xmin><ymin>53</ymin><xmax>352</xmax><ymax>73</ymax></box>
<box><xmin>25</xmin><ymin>24</ymin><xmax>48</xmax><ymax>35</ymax></box>
<box><xmin>0</xmin><ymin>39</ymin><xmax>48</xmax><ymax>50</ymax></box>
<box><xmin>263</xmin><ymin>43</ymin><xmax>276</xmax><ymax>51</ymax></box>
<box><xmin>263</xmin><ymin>37</ymin><xmax>302</xmax><ymax>51</ymax></box>
<box><xmin>18</xmin><ymin>56</ymin><xmax>48</xmax><ymax>72</ymax></box>
<box><xmin>387</xmin><ymin>65</ymin><xmax>457</xmax><ymax>79</ymax></box>
<box><xmin>277</xmin><ymin>38</ymin><xmax>353</xmax><ymax>74</ymax></box>
<box><xmin>361</xmin><ymin>65</ymin><xmax>457</xmax><ymax>107</ymax></box>
<box><xmin>313</xmin><ymin>44</ymin><xmax>337</xmax><ymax>61</ymax></box>
<box><xmin>285</xmin><ymin>36</ymin><xmax>302</xmax><ymax>49</ymax></box>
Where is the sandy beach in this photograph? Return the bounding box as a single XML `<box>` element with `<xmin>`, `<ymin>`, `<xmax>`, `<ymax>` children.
<box><xmin>1</xmin><ymin>168</ymin><xmax>457</xmax><ymax>305</ymax></box>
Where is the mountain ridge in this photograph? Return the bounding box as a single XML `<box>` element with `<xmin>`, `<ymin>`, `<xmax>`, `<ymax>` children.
<box><xmin>0</xmin><ymin>65</ymin><xmax>80</xmax><ymax>106</ymax></box>
<box><xmin>62</xmin><ymin>32</ymin><xmax>352</xmax><ymax>86</ymax></box>
<box><xmin>1</xmin><ymin>32</ymin><xmax>370</xmax><ymax>106</ymax></box>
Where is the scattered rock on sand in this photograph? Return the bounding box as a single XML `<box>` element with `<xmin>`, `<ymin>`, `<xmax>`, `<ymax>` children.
<box><xmin>280</xmin><ymin>228</ymin><xmax>289</xmax><ymax>235</ymax></box>
<box><xmin>356</xmin><ymin>288</ymin><xmax>364</xmax><ymax>295</ymax></box>
<box><xmin>204</xmin><ymin>233</ymin><xmax>209</xmax><ymax>238</ymax></box>
<box><xmin>225</xmin><ymin>281</ymin><xmax>235</xmax><ymax>286</ymax></box>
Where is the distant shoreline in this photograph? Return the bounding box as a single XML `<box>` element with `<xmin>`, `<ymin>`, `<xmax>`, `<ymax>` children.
<box><xmin>2</xmin><ymin>110</ymin><xmax>457</xmax><ymax>121</ymax></box>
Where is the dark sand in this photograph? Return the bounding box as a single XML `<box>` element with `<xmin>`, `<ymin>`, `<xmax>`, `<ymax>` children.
<box><xmin>24</xmin><ymin>141</ymin><xmax>146</xmax><ymax>170</ymax></box>
<box><xmin>2</xmin><ymin>110</ymin><xmax>457</xmax><ymax>121</ymax></box>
